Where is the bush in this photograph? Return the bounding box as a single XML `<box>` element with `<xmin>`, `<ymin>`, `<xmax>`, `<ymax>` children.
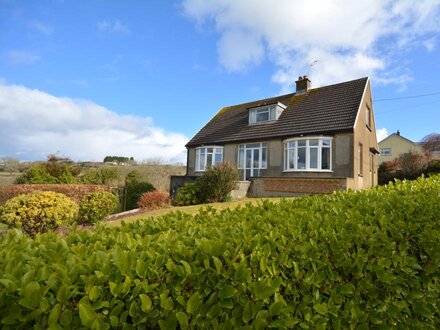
<box><xmin>0</xmin><ymin>175</ymin><xmax>439</xmax><ymax>328</ymax></box>
<box><xmin>15</xmin><ymin>155</ymin><xmax>79</xmax><ymax>184</ymax></box>
<box><xmin>197</xmin><ymin>162</ymin><xmax>239</xmax><ymax>203</ymax></box>
<box><xmin>174</xmin><ymin>182</ymin><xmax>201</xmax><ymax>206</ymax></box>
<box><xmin>78</xmin><ymin>191</ymin><xmax>118</xmax><ymax>225</ymax></box>
<box><xmin>0</xmin><ymin>191</ymin><xmax>78</xmax><ymax>236</ymax></box>
<box><xmin>125</xmin><ymin>170</ymin><xmax>155</xmax><ymax>210</ymax></box>
<box><xmin>80</xmin><ymin>167</ymin><xmax>120</xmax><ymax>185</ymax></box>
<box><xmin>137</xmin><ymin>191</ymin><xmax>170</xmax><ymax>210</ymax></box>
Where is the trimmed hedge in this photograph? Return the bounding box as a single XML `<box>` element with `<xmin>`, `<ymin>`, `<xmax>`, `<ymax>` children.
<box><xmin>0</xmin><ymin>184</ymin><xmax>112</xmax><ymax>205</ymax></box>
<box><xmin>0</xmin><ymin>176</ymin><xmax>439</xmax><ymax>328</ymax></box>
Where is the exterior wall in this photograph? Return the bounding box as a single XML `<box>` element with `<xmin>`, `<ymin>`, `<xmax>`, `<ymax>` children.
<box><xmin>352</xmin><ymin>80</ymin><xmax>379</xmax><ymax>190</ymax></box>
<box><xmin>378</xmin><ymin>134</ymin><xmax>423</xmax><ymax>164</ymax></box>
<box><xmin>248</xmin><ymin>177</ymin><xmax>346</xmax><ymax>197</ymax></box>
<box><xmin>187</xmin><ymin>147</ymin><xmax>197</xmax><ymax>176</ymax></box>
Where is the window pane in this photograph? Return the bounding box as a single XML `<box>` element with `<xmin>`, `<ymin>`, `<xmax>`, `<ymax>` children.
<box><xmin>246</xmin><ymin>143</ymin><xmax>260</xmax><ymax>148</ymax></box>
<box><xmin>322</xmin><ymin>148</ymin><xmax>330</xmax><ymax>170</ymax></box>
<box><xmin>289</xmin><ymin>149</ymin><xmax>295</xmax><ymax>169</ymax></box>
<box><xmin>246</xmin><ymin>149</ymin><xmax>252</xmax><ymax>168</ymax></box>
<box><xmin>270</xmin><ymin>107</ymin><xmax>276</xmax><ymax>120</ymax></box>
<box><xmin>298</xmin><ymin>140</ymin><xmax>306</xmax><ymax>147</ymax></box>
<box><xmin>253</xmin><ymin>149</ymin><xmax>259</xmax><ymax>169</ymax></box>
<box><xmin>288</xmin><ymin>141</ymin><xmax>296</xmax><ymax>149</ymax></box>
<box><xmin>322</xmin><ymin>139</ymin><xmax>331</xmax><ymax>146</ymax></box>
<box><xmin>238</xmin><ymin>149</ymin><xmax>244</xmax><ymax>168</ymax></box>
<box><xmin>206</xmin><ymin>153</ymin><xmax>213</xmax><ymax>168</ymax></box>
<box><xmin>298</xmin><ymin>147</ymin><xmax>306</xmax><ymax>169</ymax></box>
<box><xmin>309</xmin><ymin>139</ymin><xmax>319</xmax><ymax>146</ymax></box>
<box><xmin>198</xmin><ymin>149</ymin><xmax>205</xmax><ymax>170</ymax></box>
<box><xmin>256</xmin><ymin>111</ymin><xmax>269</xmax><ymax>122</ymax></box>
<box><xmin>310</xmin><ymin>148</ymin><xmax>318</xmax><ymax>168</ymax></box>
<box><xmin>207</xmin><ymin>148</ymin><xmax>213</xmax><ymax>153</ymax></box>
<box><xmin>196</xmin><ymin>150</ymin><xmax>200</xmax><ymax>171</ymax></box>
<box><xmin>214</xmin><ymin>152</ymin><xmax>222</xmax><ymax>164</ymax></box>
<box><xmin>262</xmin><ymin>147</ymin><xmax>267</xmax><ymax>168</ymax></box>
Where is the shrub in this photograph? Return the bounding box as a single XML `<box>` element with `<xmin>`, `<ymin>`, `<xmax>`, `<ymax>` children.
<box><xmin>197</xmin><ymin>162</ymin><xmax>239</xmax><ymax>203</ymax></box>
<box><xmin>137</xmin><ymin>191</ymin><xmax>170</xmax><ymax>210</ymax></box>
<box><xmin>15</xmin><ymin>155</ymin><xmax>79</xmax><ymax>184</ymax></box>
<box><xmin>0</xmin><ymin>175</ymin><xmax>439</xmax><ymax>328</ymax></box>
<box><xmin>125</xmin><ymin>170</ymin><xmax>155</xmax><ymax>210</ymax></box>
<box><xmin>78</xmin><ymin>191</ymin><xmax>118</xmax><ymax>225</ymax></box>
<box><xmin>174</xmin><ymin>182</ymin><xmax>201</xmax><ymax>206</ymax></box>
<box><xmin>0</xmin><ymin>191</ymin><xmax>78</xmax><ymax>236</ymax></box>
<box><xmin>80</xmin><ymin>167</ymin><xmax>120</xmax><ymax>185</ymax></box>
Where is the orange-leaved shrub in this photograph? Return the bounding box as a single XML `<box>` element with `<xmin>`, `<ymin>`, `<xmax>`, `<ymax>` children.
<box><xmin>137</xmin><ymin>191</ymin><xmax>170</xmax><ymax>210</ymax></box>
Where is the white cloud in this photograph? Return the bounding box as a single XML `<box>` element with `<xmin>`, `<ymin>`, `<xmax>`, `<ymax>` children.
<box><xmin>29</xmin><ymin>21</ymin><xmax>52</xmax><ymax>35</ymax></box>
<box><xmin>423</xmin><ymin>37</ymin><xmax>436</xmax><ymax>51</ymax></box>
<box><xmin>97</xmin><ymin>20</ymin><xmax>130</xmax><ymax>34</ymax></box>
<box><xmin>377</xmin><ymin>128</ymin><xmax>389</xmax><ymax>142</ymax></box>
<box><xmin>7</xmin><ymin>50</ymin><xmax>40</xmax><ymax>64</ymax></box>
<box><xmin>0</xmin><ymin>81</ymin><xmax>188</xmax><ymax>163</ymax></box>
<box><xmin>183</xmin><ymin>0</ymin><xmax>440</xmax><ymax>90</ymax></box>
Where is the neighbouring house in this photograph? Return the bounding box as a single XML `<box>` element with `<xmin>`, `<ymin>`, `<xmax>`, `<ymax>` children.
<box><xmin>378</xmin><ymin>131</ymin><xmax>423</xmax><ymax>164</ymax></box>
<box><xmin>173</xmin><ymin>76</ymin><xmax>379</xmax><ymax>197</ymax></box>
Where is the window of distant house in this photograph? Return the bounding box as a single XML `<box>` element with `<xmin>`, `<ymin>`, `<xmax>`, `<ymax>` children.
<box><xmin>366</xmin><ymin>105</ymin><xmax>371</xmax><ymax>128</ymax></box>
<box><xmin>249</xmin><ymin>102</ymin><xmax>286</xmax><ymax>124</ymax></box>
<box><xmin>380</xmin><ymin>148</ymin><xmax>391</xmax><ymax>156</ymax></box>
<box><xmin>283</xmin><ymin>137</ymin><xmax>332</xmax><ymax>171</ymax></box>
<box><xmin>358</xmin><ymin>143</ymin><xmax>363</xmax><ymax>176</ymax></box>
<box><xmin>195</xmin><ymin>146</ymin><xmax>223</xmax><ymax>171</ymax></box>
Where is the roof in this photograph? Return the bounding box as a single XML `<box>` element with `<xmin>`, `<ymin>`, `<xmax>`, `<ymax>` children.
<box><xmin>187</xmin><ymin>77</ymin><xmax>369</xmax><ymax>147</ymax></box>
<box><xmin>378</xmin><ymin>133</ymin><xmax>416</xmax><ymax>145</ymax></box>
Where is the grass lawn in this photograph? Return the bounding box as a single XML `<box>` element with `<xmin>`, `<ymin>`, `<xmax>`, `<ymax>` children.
<box><xmin>105</xmin><ymin>197</ymin><xmax>292</xmax><ymax>227</ymax></box>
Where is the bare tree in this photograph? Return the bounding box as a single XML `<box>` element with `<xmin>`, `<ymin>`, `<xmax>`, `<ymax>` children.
<box><xmin>421</xmin><ymin>133</ymin><xmax>440</xmax><ymax>157</ymax></box>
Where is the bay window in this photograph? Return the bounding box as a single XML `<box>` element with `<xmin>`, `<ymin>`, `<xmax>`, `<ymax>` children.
<box><xmin>284</xmin><ymin>137</ymin><xmax>332</xmax><ymax>171</ymax></box>
<box><xmin>195</xmin><ymin>146</ymin><xmax>223</xmax><ymax>171</ymax></box>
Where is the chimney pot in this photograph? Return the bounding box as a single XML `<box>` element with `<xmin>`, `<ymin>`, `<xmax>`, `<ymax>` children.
<box><xmin>396</xmin><ymin>130</ymin><xmax>400</xmax><ymax>136</ymax></box>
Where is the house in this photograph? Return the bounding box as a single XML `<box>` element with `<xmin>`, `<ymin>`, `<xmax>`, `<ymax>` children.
<box><xmin>378</xmin><ymin>131</ymin><xmax>423</xmax><ymax>164</ymax></box>
<box><xmin>178</xmin><ymin>76</ymin><xmax>379</xmax><ymax>197</ymax></box>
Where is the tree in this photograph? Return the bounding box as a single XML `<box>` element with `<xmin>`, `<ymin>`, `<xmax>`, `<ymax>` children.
<box><xmin>15</xmin><ymin>155</ymin><xmax>80</xmax><ymax>184</ymax></box>
<box><xmin>396</xmin><ymin>151</ymin><xmax>426</xmax><ymax>175</ymax></box>
<box><xmin>421</xmin><ymin>133</ymin><xmax>440</xmax><ymax>157</ymax></box>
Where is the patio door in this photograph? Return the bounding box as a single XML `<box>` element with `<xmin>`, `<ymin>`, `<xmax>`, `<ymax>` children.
<box><xmin>244</xmin><ymin>147</ymin><xmax>261</xmax><ymax>180</ymax></box>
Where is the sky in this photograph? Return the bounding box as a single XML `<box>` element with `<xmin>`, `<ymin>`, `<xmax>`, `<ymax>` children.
<box><xmin>1</xmin><ymin>0</ymin><xmax>439</xmax><ymax>163</ymax></box>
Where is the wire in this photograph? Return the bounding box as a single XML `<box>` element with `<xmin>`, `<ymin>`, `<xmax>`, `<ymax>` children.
<box><xmin>374</xmin><ymin>91</ymin><xmax>440</xmax><ymax>102</ymax></box>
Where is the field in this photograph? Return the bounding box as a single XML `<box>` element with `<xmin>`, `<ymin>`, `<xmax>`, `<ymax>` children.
<box><xmin>0</xmin><ymin>172</ymin><xmax>21</xmax><ymax>185</ymax></box>
<box><xmin>0</xmin><ymin>175</ymin><xmax>439</xmax><ymax>328</ymax></box>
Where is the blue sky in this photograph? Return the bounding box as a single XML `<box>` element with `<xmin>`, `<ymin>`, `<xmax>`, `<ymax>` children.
<box><xmin>1</xmin><ymin>0</ymin><xmax>439</xmax><ymax>162</ymax></box>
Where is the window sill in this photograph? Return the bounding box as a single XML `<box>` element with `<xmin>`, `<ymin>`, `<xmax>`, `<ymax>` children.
<box><xmin>283</xmin><ymin>169</ymin><xmax>333</xmax><ymax>173</ymax></box>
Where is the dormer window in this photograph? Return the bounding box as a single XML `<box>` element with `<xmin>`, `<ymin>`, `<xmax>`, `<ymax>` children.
<box><xmin>249</xmin><ymin>102</ymin><xmax>286</xmax><ymax>124</ymax></box>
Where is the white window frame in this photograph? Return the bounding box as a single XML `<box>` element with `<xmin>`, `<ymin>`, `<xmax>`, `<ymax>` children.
<box><xmin>237</xmin><ymin>143</ymin><xmax>268</xmax><ymax>170</ymax></box>
<box><xmin>283</xmin><ymin>137</ymin><xmax>333</xmax><ymax>172</ymax></box>
<box><xmin>249</xmin><ymin>102</ymin><xmax>286</xmax><ymax>124</ymax></box>
<box><xmin>380</xmin><ymin>148</ymin><xmax>391</xmax><ymax>156</ymax></box>
<box><xmin>195</xmin><ymin>146</ymin><xmax>223</xmax><ymax>172</ymax></box>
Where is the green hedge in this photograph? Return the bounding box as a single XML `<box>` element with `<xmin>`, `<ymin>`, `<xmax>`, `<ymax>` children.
<box><xmin>0</xmin><ymin>175</ymin><xmax>439</xmax><ymax>328</ymax></box>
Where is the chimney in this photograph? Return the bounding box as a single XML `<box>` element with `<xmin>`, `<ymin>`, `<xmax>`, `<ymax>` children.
<box><xmin>295</xmin><ymin>75</ymin><xmax>311</xmax><ymax>94</ymax></box>
<box><xmin>396</xmin><ymin>130</ymin><xmax>400</xmax><ymax>136</ymax></box>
